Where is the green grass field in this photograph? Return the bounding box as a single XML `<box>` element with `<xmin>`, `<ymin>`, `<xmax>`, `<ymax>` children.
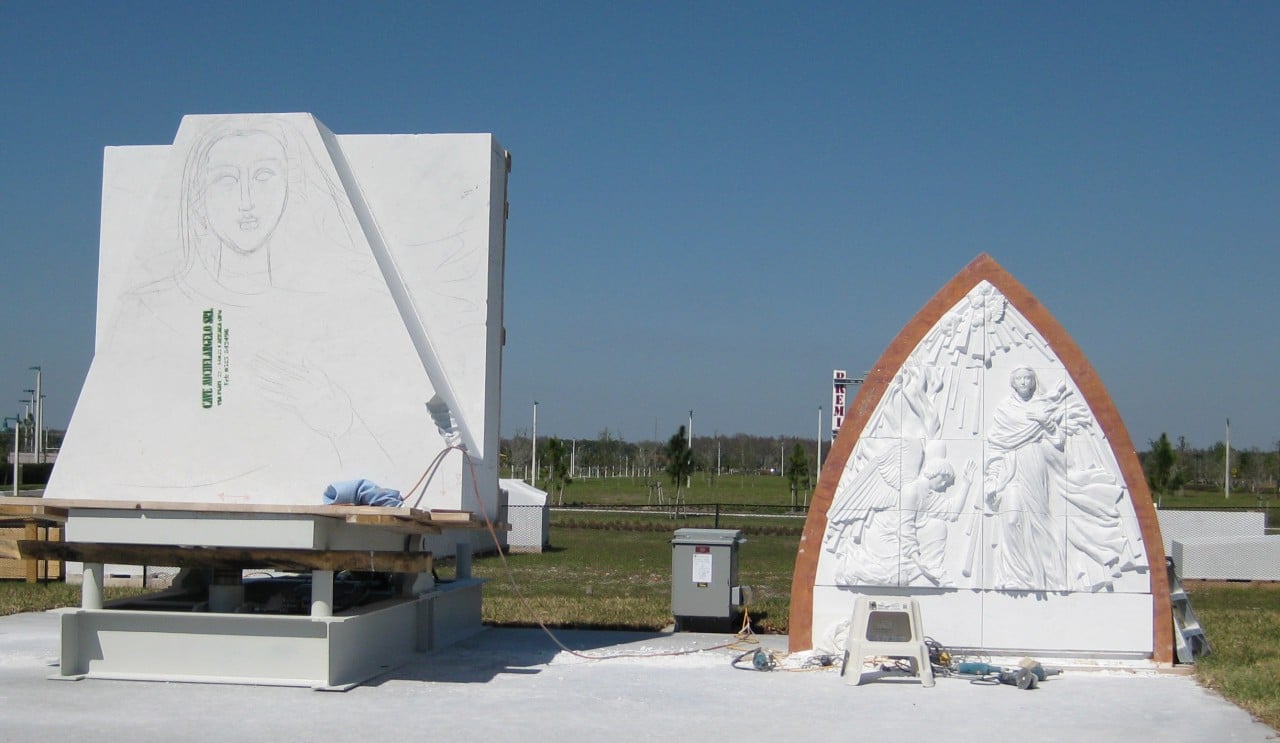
<box><xmin>474</xmin><ymin>523</ymin><xmax>797</xmax><ymax>633</ymax></box>
<box><xmin>1185</xmin><ymin>582</ymin><xmax>1280</xmax><ymax>728</ymax></box>
<box><xmin>0</xmin><ymin>582</ymin><xmax>144</xmax><ymax>616</ymax></box>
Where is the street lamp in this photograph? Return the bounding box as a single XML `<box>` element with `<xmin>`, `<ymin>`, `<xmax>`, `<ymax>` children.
<box><xmin>21</xmin><ymin>391</ymin><xmax>35</xmax><ymax>458</ymax></box>
<box><xmin>687</xmin><ymin>410</ymin><xmax>693</xmax><ymax>489</ymax></box>
<box><xmin>29</xmin><ymin>366</ymin><xmax>41</xmax><ymax>463</ymax></box>
<box><xmin>3</xmin><ymin>416</ymin><xmax>19</xmax><ymax>496</ymax></box>
<box><xmin>818</xmin><ymin>406</ymin><xmax>824</xmax><ymax>470</ymax></box>
<box><xmin>814</xmin><ymin>405</ymin><xmax>823</xmax><ymax>506</ymax></box>
<box><xmin>531</xmin><ymin>401</ymin><xmax>538</xmax><ymax>489</ymax></box>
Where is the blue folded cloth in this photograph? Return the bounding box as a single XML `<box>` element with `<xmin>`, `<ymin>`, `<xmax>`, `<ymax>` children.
<box><xmin>323</xmin><ymin>479</ymin><xmax>403</xmax><ymax>507</ymax></box>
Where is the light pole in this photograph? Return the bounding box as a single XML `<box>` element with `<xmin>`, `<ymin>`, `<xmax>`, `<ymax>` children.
<box><xmin>22</xmin><ymin>391</ymin><xmax>35</xmax><ymax>458</ymax></box>
<box><xmin>4</xmin><ymin>416</ymin><xmax>19</xmax><ymax>496</ymax></box>
<box><xmin>817</xmin><ymin>406</ymin><xmax>823</xmax><ymax>472</ymax></box>
<box><xmin>687</xmin><ymin>410</ymin><xmax>693</xmax><ymax>489</ymax></box>
<box><xmin>1225</xmin><ymin>418</ymin><xmax>1231</xmax><ymax>500</ymax></box>
<box><xmin>29</xmin><ymin>366</ymin><xmax>41</xmax><ymax>463</ymax></box>
<box><xmin>816</xmin><ymin>405</ymin><xmax>823</xmax><ymax>490</ymax></box>
<box><xmin>531</xmin><ymin>401</ymin><xmax>538</xmax><ymax>488</ymax></box>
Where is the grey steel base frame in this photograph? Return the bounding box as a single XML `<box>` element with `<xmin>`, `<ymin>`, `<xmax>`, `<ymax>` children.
<box><xmin>52</xmin><ymin>505</ymin><xmax>486</xmax><ymax>690</ymax></box>
<box><xmin>53</xmin><ymin>578</ymin><xmax>484</xmax><ymax>690</ymax></box>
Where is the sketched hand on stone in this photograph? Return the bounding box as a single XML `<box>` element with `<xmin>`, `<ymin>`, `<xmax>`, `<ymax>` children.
<box><xmin>253</xmin><ymin>353</ymin><xmax>353</xmax><ymax>438</ymax></box>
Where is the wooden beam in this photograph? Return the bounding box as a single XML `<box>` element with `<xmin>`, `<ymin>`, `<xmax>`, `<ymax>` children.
<box><xmin>23</xmin><ymin>521</ymin><xmax>37</xmax><ymax>583</ymax></box>
<box><xmin>7</xmin><ymin>497</ymin><xmax>490</xmax><ymax>530</ymax></box>
<box><xmin>12</xmin><ymin>541</ymin><xmax>434</xmax><ymax>574</ymax></box>
<box><xmin>0</xmin><ymin>500</ymin><xmax>68</xmax><ymax>523</ymax></box>
<box><xmin>343</xmin><ymin>514</ymin><xmax>442</xmax><ymax>534</ymax></box>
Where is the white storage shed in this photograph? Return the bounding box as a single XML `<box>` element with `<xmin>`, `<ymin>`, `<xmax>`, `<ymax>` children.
<box><xmin>500</xmin><ymin>479</ymin><xmax>550</xmax><ymax>553</ymax></box>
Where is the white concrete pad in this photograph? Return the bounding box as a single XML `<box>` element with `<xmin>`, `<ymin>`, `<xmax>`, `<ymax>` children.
<box><xmin>0</xmin><ymin>611</ymin><xmax>1272</xmax><ymax>742</ymax></box>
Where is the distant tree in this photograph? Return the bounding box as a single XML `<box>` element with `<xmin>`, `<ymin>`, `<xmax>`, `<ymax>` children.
<box><xmin>499</xmin><ymin>442</ymin><xmax>513</xmax><ymax>479</ymax></box>
<box><xmin>1208</xmin><ymin>441</ymin><xmax>1228</xmax><ymax>489</ymax></box>
<box><xmin>787</xmin><ymin>443</ymin><xmax>810</xmax><ymax>510</ymax></box>
<box><xmin>634</xmin><ymin>444</ymin><xmax>651</xmax><ymax>479</ymax></box>
<box><xmin>593</xmin><ymin>428</ymin><xmax>620</xmax><ymax>476</ymax></box>
<box><xmin>0</xmin><ymin>429</ymin><xmax>10</xmax><ymax>483</ymax></box>
<box><xmin>1146</xmin><ymin>433</ymin><xmax>1183</xmax><ymax>497</ymax></box>
<box><xmin>1274</xmin><ymin>440</ymin><xmax>1280</xmax><ymax>489</ymax></box>
<box><xmin>1174</xmin><ymin>436</ymin><xmax>1197</xmax><ymax>486</ymax></box>
<box><xmin>665</xmin><ymin>426</ymin><xmax>694</xmax><ymax>507</ymax></box>
<box><xmin>1237</xmin><ymin>449</ymin><xmax>1254</xmax><ymax>493</ymax></box>
<box><xmin>503</xmin><ymin>430</ymin><xmax>531</xmax><ymax>479</ymax></box>
<box><xmin>543</xmin><ymin>437</ymin><xmax>572</xmax><ymax>504</ymax></box>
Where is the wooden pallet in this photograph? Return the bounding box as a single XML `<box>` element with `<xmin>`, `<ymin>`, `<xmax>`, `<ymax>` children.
<box><xmin>0</xmin><ymin>496</ymin><xmax>497</xmax><ymax>534</ymax></box>
<box><xmin>0</xmin><ymin>521</ymin><xmax>63</xmax><ymax>582</ymax></box>
<box><xmin>0</xmin><ymin>497</ymin><xmax>501</xmax><ymax>577</ymax></box>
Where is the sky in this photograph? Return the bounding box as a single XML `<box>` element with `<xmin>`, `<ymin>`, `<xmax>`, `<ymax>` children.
<box><xmin>0</xmin><ymin>2</ymin><xmax>1276</xmax><ymax>451</ymax></box>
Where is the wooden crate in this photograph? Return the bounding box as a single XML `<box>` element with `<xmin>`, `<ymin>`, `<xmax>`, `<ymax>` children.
<box><xmin>0</xmin><ymin>521</ymin><xmax>63</xmax><ymax>581</ymax></box>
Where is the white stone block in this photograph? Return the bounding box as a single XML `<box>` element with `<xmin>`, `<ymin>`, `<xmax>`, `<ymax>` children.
<box><xmin>1157</xmin><ymin>510</ymin><xmax>1265</xmax><ymax>555</ymax></box>
<box><xmin>1172</xmin><ymin>536</ymin><xmax>1280</xmax><ymax>581</ymax></box>
<box><xmin>49</xmin><ymin>114</ymin><xmax>507</xmax><ymax>512</ymax></box>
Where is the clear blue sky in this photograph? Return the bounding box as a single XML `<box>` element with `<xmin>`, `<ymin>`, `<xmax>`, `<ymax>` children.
<box><xmin>1</xmin><ymin>2</ymin><xmax>1276</xmax><ymax>450</ymax></box>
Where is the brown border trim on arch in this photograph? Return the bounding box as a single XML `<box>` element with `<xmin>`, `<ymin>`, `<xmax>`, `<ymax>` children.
<box><xmin>787</xmin><ymin>253</ymin><xmax>1172</xmax><ymax>663</ymax></box>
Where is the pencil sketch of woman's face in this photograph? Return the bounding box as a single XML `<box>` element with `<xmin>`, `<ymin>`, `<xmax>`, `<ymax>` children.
<box><xmin>202</xmin><ymin>131</ymin><xmax>288</xmax><ymax>255</ymax></box>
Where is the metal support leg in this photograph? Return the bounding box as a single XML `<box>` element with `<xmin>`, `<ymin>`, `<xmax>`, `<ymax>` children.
<box><xmin>209</xmin><ymin>569</ymin><xmax>244</xmax><ymax>613</ymax></box>
<box><xmin>82</xmin><ymin>563</ymin><xmax>104</xmax><ymax>610</ymax></box>
<box><xmin>311</xmin><ymin>570</ymin><xmax>334</xmax><ymax>617</ymax></box>
<box><xmin>455</xmin><ymin>542</ymin><xmax>472</xmax><ymax>580</ymax></box>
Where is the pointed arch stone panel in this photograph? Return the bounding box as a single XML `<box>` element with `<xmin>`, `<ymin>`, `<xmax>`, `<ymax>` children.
<box><xmin>790</xmin><ymin>254</ymin><xmax>1171</xmax><ymax>661</ymax></box>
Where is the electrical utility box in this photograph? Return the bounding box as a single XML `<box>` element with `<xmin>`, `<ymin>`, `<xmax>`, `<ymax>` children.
<box><xmin>671</xmin><ymin>528</ymin><xmax>747</xmax><ymax>632</ymax></box>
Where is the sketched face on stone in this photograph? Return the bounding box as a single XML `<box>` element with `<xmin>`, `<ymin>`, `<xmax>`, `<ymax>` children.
<box><xmin>202</xmin><ymin>131</ymin><xmax>289</xmax><ymax>255</ymax></box>
<box><xmin>1010</xmin><ymin>367</ymin><xmax>1037</xmax><ymax>400</ymax></box>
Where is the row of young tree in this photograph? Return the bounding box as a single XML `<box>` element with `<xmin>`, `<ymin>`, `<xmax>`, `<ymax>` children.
<box><xmin>18</xmin><ymin>425</ymin><xmax>1267</xmax><ymax>502</ymax></box>
<box><xmin>504</xmin><ymin>427</ymin><xmax>1280</xmax><ymax>504</ymax></box>
<box><xmin>500</xmin><ymin>428</ymin><xmax>817</xmax><ymax>505</ymax></box>
<box><xmin>1143</xmin><ymin>433</ymin><xmax>1280</xmax><ymax>496</ymax></box>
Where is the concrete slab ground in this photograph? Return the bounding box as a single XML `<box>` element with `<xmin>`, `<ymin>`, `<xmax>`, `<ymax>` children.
<box><xmin>0</xmin><ymin>610</ymin><xmax>1273</xmax><ymax>742</ymax></box>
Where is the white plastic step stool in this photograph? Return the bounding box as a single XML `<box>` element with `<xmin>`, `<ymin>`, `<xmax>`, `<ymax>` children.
<box><xmin>840</xmin><ymin>596</ymin><xmax>934</xmax><ymax>687</ymax></box>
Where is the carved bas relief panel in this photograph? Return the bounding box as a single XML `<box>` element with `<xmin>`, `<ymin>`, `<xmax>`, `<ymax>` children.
<box><xmin>795</xmin><ymin>255</ymin><xmax>1169</xmax><ymax>660</ymax></box>
<box><xmin>48</xmin><ymin>114</ymin><xmax>508</xmax><ymax>511</ymax></box>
